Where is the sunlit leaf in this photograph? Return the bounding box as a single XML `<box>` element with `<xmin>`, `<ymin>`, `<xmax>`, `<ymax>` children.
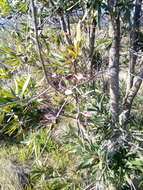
<box><xmin>20</xmin><ymin>75</ymin><xmax>31</xmax><ymax>97</ymax></box>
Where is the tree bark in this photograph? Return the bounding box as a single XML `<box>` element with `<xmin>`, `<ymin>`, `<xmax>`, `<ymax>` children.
<box><xmin>108</xmin><ymin>0</ymin><xmax>120</xmax><ymax>121</ymax></box>
<box><xmin>50</xmin><ymin>0</ymin><xmax>73</xmax><ymax>45</ymax></box>
<box><xmin>59</xmin><ymin>14</ymin><xmax>73</xmax><ymax>45</ymax></box>
<box><xmin>88</xmin><ymin>17</ymin><xmax>97</xmax><ymax>75</ymax></box>
<box><xmin>119</xmin><ymin>0</ymin><xmax>142</xmax><ymax>125</ymax></box>
<box><xmin>126</xmin><ymin>0</ymin><xmax>142</xmax><ymax>94</ymax></box>
<box><xmin>66</xmin><ymin>14</ymin><xmax>71</xmax><ymax>36</ymax></box>
<box><xmin>119</xmin><ymin>61</ymin><xmax>143</xmax><ymax>125</ymax></box>
<box><xmin>89</xmin><ymin>17</ymin><xmax>96</xmax><ymax>58</ymax></box>
<box><xmin>31</xmin><ymin>0</ymin><xmax>50</xmax><ymax>84</ymax></box>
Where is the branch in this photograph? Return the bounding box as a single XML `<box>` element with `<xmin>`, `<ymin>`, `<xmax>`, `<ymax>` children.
<box><xmin>88</xmin><ymin>17</ymin><xmax>97</xmax><ymax>74</ymax></box>
<box><xmin>126</xmin><ymin>0</ymin><xmax>142</xmax><ymax>93</ymax></box>
<box><xmin>31</xmin><ymin>0</ymin><xmax>50</xmax><ymax>84</ymax></box>
<box><xmin>59</xmin><ymin>14</ymin><xmax>73</xmax><ymax>45</ymax></box>
<box><xmin>89</xmin><ymin>18</ymin><xmax>97</xmax><ymax>58</ymax></box>
<box><xmin>0</xmin><ymin>87</ymin><xmax>53</xmax><ymax>107</ymax></box>
<box><xmin>120</xmin><ymin>61</ymin><xmax>143</xmax><ymax>125</ymax></box>
<box><xmin>66</xmin><ymin>14</ymin><xmax>71</xmax><ymax>36</ymax></box>
<box><xmin>50</xmin><ymin>0</ymin><xmax>73</xmax><ymax>45</ymax></box>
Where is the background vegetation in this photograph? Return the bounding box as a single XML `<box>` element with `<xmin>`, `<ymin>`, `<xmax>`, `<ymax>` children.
<box><xmin>0</xmin><ymin>0</ymin><xmax>143</xmax><ymax>189</ymax></box>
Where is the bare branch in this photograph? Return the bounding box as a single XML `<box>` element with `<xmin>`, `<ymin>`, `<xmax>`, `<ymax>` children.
<box><xmin>126</xmin><ymin>0</ymin><xmax>142</xmax><ymax>93</ymax></box>
<box><xmin>0</xmin><ymin>88</ymin><xmax>53</xmax><ymax>107</ymax></box>
<box><xmin>59</xmin><ymin>14</ymin><xmax>73</xmax><ymax>45</ymax></box>
<box><xmin>31</xmin><ymin>0</ymin><xmax>50</xmax><ymax>84</ymax></box>
<box><xmin>120</xmin><ymin>61</ymin><xmax>143</xmax><ymax>125</ymax></box>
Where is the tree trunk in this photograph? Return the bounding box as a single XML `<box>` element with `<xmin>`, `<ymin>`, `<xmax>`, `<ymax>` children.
<box><xmin>119</xmin><ymin>61</ymin><xmax>143</xmax><ymax>125</ymax></box>
<box><xmin>126</xmin><ymin>0</ymin><xmax>142</xmax><ymax>94</ymax></box>
<box><xmin>88</xmin><ymin>17</ymin><xmax>97</xmax><ymax>75</ymax></box>
<box><xmin>59</xmin><ymin>14</ymin><xmax>73</xmax><ymax>45</ymax></box>
<box><xmin>89</xmin><ymin>17</ymin><xmax>97</xmax><ymax>57</ymax></box>
<box><xmin>50</xmin><ymin>0</ymin><xmax>73</xmax><ymax>45</ymax></box>
<box><xmin>108</xmin><ymin>0</ymin><xmax>120</xmax><ymax>121</ymax></box>
<box><xmin>119</xmin><ymin>0</ymin><xmax>142</xmax><ymax>125</ymax></box>
<box><xmin>66</xmin><ymin>14</ymin><xmax>71</xmax><ymax>36</ymax></box>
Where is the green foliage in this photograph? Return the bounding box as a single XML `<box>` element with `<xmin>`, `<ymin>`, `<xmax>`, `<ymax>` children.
<box><xmin>0</xmin><ymin>77</ymin><xmax>41</xmax><ymax>136</ymax></box>
<box><xmin>0</xmin><ymin>0</ymin><xmax>143</xmax><ymax>189</ymax></box>
<box><xmin>0</xmin><ymin>0</ymin><xmax>11</xmax><ymax>16</ymax></box>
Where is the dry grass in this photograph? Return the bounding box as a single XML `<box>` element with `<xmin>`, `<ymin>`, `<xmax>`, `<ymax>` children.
<box><xmin>0</xmin><ymin>150</ymin><xmax>30</xmax><ymax>190</ymax></box>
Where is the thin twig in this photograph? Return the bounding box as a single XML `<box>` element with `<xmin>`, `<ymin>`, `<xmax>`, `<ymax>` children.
<box><xmin>56</xmin><ymin>100</ymin><xmax>68</xmax><ymax>118</ymax></box>
<box><xmin>0</xmin><ymin>87</ymin><xmax>53</xmax><ymax>107</ymax></box>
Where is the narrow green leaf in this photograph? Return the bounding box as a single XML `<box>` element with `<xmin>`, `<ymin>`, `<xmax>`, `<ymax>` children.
<box><xmin>20</xmin><ymin>75</ymin><xmax>31</xmax><ymax>97</ymax></box>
